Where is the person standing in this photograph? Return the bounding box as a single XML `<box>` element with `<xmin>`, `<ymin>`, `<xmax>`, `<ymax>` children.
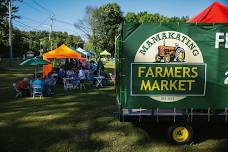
<box><xmin>73</xmin><ymin>69</ymin><xmax>80</xmax><ymax>89</ymax></box>
<box><xmin>78</xmin><ymin>67</ymin><xmax>86</xmax><ymax>90</ymax></box>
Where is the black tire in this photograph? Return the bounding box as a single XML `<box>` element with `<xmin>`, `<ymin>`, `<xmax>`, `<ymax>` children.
<box><xmin>119</xmin><ymin>106</ymin><xmax>124</xmax><ymax>122</ymax></box>
<box><xmin>167</xmin><ymin>124</ymin><xmax>193</xmax><ymax>145</ymax></box>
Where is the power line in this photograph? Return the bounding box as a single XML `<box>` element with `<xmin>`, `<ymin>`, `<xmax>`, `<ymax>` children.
<box><xmin>13</xmin><ymin>22</ymin><xmax>32</xmax><ymax>31</ymax></box>
<box><xmin>31</xmin><ymin>0</ymin><xmax>54</xmax><ymax>16</ymax></box>
<box><xmin>21</xmin><ymin>15</ymin><xmax>45</xmax><ymax>24</ymax></box>
<box><xmin>30</xmin><ymin>0</ymin><xmax>55</xmax><ymax>51</ymax></box>
<box><xmin>49</xmin><ymin>15</ymin><xmax>54</xmax><ymax>50</ymax></box>
<box><xmin>54</xmin><ymin>18</ymin><xmax>74</xmax><ymax>26</ymax></box>
<box><xmin>53</xmin><ymin>18</ymin><xmax>87</xmax><ymax>36</ymax></box>
<box><xmin>52</xmin><ymin>24</ymin><xmax>73</xmax><ymax>33</ymax></box>
<box><xmin>19</xmin><ymin>15</ymin><xmax>51</xmax><ymax>31</ymax></box>
<box><xmin>14</xmin><ymin>20</ymin><xmax>39</xmax><ymax>31</ymax></box>
<box><xmin>23</xmin><ymin>1</ymin><xmax>47</xmax><ymax>15</ymax></box>
<box><xmin>35</xmin><ymin>16</ymin><xmax>50</xmax><ymax>28</ymax></box>
<box><xmin>16</xmin><ymin>1</ymin><xmax>80</xmax><ymax>36</ymax></box>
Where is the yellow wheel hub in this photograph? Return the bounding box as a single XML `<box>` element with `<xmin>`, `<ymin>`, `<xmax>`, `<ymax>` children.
<box><xmin>165</xmin><ymin>55</ymin><xmax>170</xmax><ymax>62</ymax></box>
<box><xmin>172</xmin><ymin>127</ymin><xmax>189</xmax><ymax>142</ymax></box>
<box><xmin>179</xmin><ymin>52</ymin><xmax>184</xmax><ymax>61</ymax></box>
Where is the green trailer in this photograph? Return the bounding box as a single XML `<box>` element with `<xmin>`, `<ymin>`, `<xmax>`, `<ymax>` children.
<box><xmin>115</xmin><ymin>23</ymin><xmax>228</xmax><ymax>144</ymax></box>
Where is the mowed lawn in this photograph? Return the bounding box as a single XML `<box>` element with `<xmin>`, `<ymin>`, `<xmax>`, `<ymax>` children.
<box><xmin>0</xmin><ymin>60</ymin><xmax>228</xmax><ymax>152</ymax></box>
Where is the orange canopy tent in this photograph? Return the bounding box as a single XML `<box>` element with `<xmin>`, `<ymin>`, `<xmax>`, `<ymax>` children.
<box><xmin>43</xmin><ymin>44</ymin><xmax>85</xmax><ymax>77</ymax></box>
<box><xmin>188</xmin><ymin>2</ymin><xmax>228</xmax><ymax>23</ymax></box>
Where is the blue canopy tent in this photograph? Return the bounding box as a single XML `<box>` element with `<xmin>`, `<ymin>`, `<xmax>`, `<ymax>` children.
<box><xmin>87</xmin><ymin>51</ymin><xmax>96</xmax><ymax>57</ymax></box>
<box><xmin>76</xmin><ymin>47</ymin><xmax>94</xmax><ymax>58</ymax></box>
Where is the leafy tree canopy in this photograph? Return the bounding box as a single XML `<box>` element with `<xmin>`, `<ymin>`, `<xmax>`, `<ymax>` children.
<box><xmin>90</xmin><ymin>3</ymin><xmax>123</xmax><ymax>55</ymax></box>
<box><xmin>125</xmin><ymin>12</ymin><xmax>188</xmax><ymax>23</ymax></box>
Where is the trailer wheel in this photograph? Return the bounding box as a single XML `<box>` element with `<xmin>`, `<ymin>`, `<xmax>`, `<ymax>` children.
<box><xmin>167</xmin><ymin>124</ymin><xmax>193</xmax><ymax>145</ymax></box>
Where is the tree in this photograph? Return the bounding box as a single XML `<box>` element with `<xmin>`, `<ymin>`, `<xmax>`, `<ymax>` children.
<box><xmin>0</xmin><ymin>0</ymin><xmax>84</xmax><ymax>57</ymax></box>
<box><xmin>84</xmin><ymin>41</ymin><xmax>93</xmax><ymax>51</ymax></box>
<box><xmin>0</xmin><ymin>0</ymin><xmax>22</xmax><ymax>57</ymax></box>
<box><xmin>125</xmin><ymin>12</ymin><xmax>188</xmax><ymax>23</ymax></box>
<box><xmin>91</xmin><ymin>3</ymin><xmax>123</xmax><ymax>55</ymax></box>
<box><xmin>0</xmin><ymin>29</ymin><xmax>84</xmax><ymax>57</ymax></box>
<box><xmin>0</xmin><ymin>0</ymin><xmax>8</xmax><ymax>27</ymax></box>
<box><xmin>0</xmin><ymin>0</ymin><xmax>21</xmax><ymax>27</ymax></box>
<box><xmin>124</xmin><ymin>12</ymin><xmax>139</xmax><ymax>22</ymax></box>
<box><xmin>74</xmin><ymin>6</ymin><xmax>95</xmax><ymax>40</ymax></box>
<box><xmin>77</xmin><ymin>3</ymin><xmax>188</xmax><ymax>57</ymax></box>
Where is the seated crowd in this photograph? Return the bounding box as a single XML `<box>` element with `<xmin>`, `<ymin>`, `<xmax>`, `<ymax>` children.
<box><xmin>14</xmin><ymin>60</ymin><xmax>111</xmax><ymax>97</ymax></box>
<box><xmin>58</xmin><ymin>60</ymin><xmax>109</xmax><ymax>90</ymax></box>
<box><xmin>15</xmin><ymin>73</ymin><xmax>57</xmax><ymax>97</ymax></box>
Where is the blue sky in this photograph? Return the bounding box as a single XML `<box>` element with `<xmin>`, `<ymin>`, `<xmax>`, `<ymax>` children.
<box><xmin>14</xmin><ymin>0</ymin><xmax>228</xmax><ymax>40</ymax></box>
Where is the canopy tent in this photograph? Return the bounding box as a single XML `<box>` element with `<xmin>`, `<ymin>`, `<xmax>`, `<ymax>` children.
<box><xmin>86</xmin><ymin>50</ymin><xmax>96</xmax><ymax>58</ymax></box>
<box><xmin>88</xmin><ymin>50</ymin><xmax>96</xmax><ymax>57</ymax></box>
<box><xmin>84</xmin><ymin>51</ymin><xmax>92</xmax><ymax>57</ymax></box>
<box><xmin>43</xmin><ymin>44</ymin><xmax>85</xmax><ymax>77</ymax></box>
<box><xmin>71</xmin><ymin>47</ymin><xmax>87</xmax><ymax>58</ymax></box>
<box><xmin>20</xmin><ymin>56</ymin><xmax>50</xmax><ymax>78</ymax></box>
<box><xmin>77</xmin><ymin>47</ymin><xmax>92</xmax><ymax>57</ymax></box>
<box><xmin>77</xmin><ymin>47</ymin><xmax>86</xmax><ymax>54</ymax></box>
<box><xmin>43</xmin><ymin>44</ymin><xmax>82</xmax><ymax>59</ymax></box>
<box><xmin>71</xmin><ymin>47</ymin><xmax>92</xmax><ymax>57</ymax></box>
<box><xmin>188</xmin><ymin>2</ymin><xmax>228</xmax><ymax>23</ymax></box>
<box><xmin>100</xmin><ymin>50</ymin><xmax>111</xmax><ymax>56</ymax></box>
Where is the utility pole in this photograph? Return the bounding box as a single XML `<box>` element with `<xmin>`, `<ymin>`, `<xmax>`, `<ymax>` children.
<box><xmin>8</xmin><ymin>0</ymin><xmax>13</xmax><ymax>65</ymax></box>
<box><xmin>49</xmin><ymin>15</ymin><xmax>54</xmax><ymax>50</ymax></box>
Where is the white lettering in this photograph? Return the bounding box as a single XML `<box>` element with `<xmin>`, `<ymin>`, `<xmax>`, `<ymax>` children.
<box><xmin>226</xmin><ymin>33</ymin><xmax>228</xmax><ymax>48</ymax></box>
<box><xmin>224</xmin><ymin>71</ymin><xmax>228</xmax><ymax>85</ymax></box>
<box><xmin>215</xmin><ymin>32</ymin><xmax>225</xmax><ymax>48</ymax></box>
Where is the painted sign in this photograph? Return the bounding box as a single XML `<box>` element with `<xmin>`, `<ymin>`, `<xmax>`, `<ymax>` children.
<box><xmin>116</xmin><ymin>23</ymin><xmax>228</xmax><ymax>108</ymax></box>
<box><xmin>131</xmin><ymin>63</ymin><xmax>206</xmax><ymax>96</ymax></box>
<box><xmin>133</xmin><ymin>31</ymin><xmax>207</xmax><ymax>102</ymax></box>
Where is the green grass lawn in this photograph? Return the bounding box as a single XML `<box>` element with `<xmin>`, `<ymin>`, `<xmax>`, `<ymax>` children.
<box><xmin>0</xmin><ymin>61</ymin><xmax>227</xmax><ymax>152</ymax></box>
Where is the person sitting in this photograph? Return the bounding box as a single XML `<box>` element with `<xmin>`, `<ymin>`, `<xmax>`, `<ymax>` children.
<box><xmin>93</xmin><ymin>69</ymin><xmax>98</xmax><ymax>86</ymax></box>
<box><xmin>84</xmin><ymin>67</ymin><xmax>90</xmax><ymax>78</ymax></box>
<box><xmin>100</xmin><ymin>70</ymin><xmax>108</xmax><ymax>86</ymax></box>
<box><xmin>44</xmin><ymin>73</ymin><xmax>56</xmax><ymax>96</ymax></box>
<box><xmin>58</xmin><ymin>67</ymin><xmax>66</xmax><ymax>78</ymax></box>
<box><xmin>32</xmin><ymin>75</ymin><xmax>44</xmax><ymax>96</ymax></box>
<box><xmin>87</xmin><ymin>69</ymin><xmax>94</xmax><ymax>81</ymax></box>
<box><xmin>72</xmin><ymin>71</ymin><xmax>80</xmax><ymax>89</ymax></box>
<box><xmin>57</xmin><ymin>67</ymin><xmax>65</xmax><ymax>84</ymax></box>
<box><xmin>92</xmin><ymin>63</ymin><xmax>97</xmax><ymax>72</ymax></box>
<box><xmin>51</xmin><ymin>70</ymin><xmax>59</xmax><ymax>79</ymax></box>
<box><xmin>16</xmin><ymin>78</ymin><xmax>30</xmax><ymax>96</ymax></box>
<box><xmin>66</xmin><ymin>69</ymin><xmax>74</xmax><ymax>78</ymax></box>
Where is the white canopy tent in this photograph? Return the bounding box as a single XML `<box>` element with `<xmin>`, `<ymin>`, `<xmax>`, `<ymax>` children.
<box><xmin>77</xmin><ymin>47</ymin><xmax>88</xmax><ymax>56</ymax></box>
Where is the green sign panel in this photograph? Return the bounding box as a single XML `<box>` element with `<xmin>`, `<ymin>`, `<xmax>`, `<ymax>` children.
<box><xmin>116</xmin><ymin>23</ymin><xmax>228</xmax><ymax>108</ymax></box>
<box><xmin>131</xmin><ymin>63</ymin><xmax>206</xmax><ymax>96</ymax></box>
